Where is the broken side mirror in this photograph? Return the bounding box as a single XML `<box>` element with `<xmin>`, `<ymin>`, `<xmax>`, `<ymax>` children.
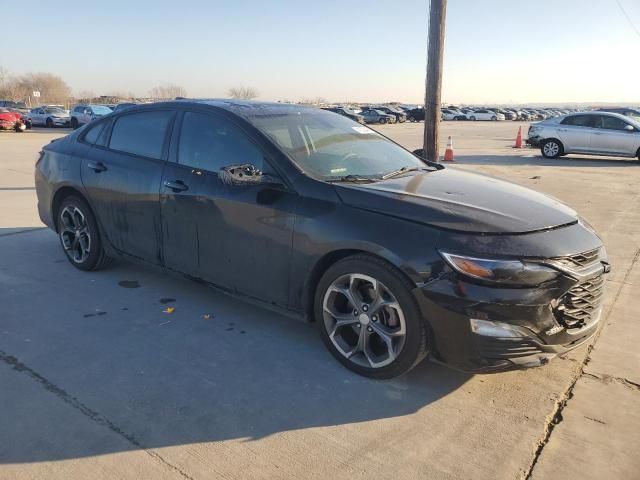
<box><xmin>218</xmin><ymin>163</ymin><xmax>284</xmax><ymax>187</ymax></box>
<box><xmin>412</xmin><ymin>148</ymin><xmax>426</xmax><ymax>159</ymax></box>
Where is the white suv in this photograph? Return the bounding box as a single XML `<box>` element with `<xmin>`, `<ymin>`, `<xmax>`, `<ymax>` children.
<box><xmin>70</xmin><ymin>104</ymin><xmax>113</xmax><ymax>129</ymax></box>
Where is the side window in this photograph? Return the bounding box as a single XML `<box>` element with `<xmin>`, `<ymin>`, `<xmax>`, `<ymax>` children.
<box><xmin>178</xmin><ymin>111</ymin><xmax>265</xmax><ymax>172</ymax></box>
<box><xmin>109</xmin><ymin>110</ymin><xmax>173</xmax><ymax>159</ymax></box>
<box><xmin>82</xmin><ymin>121</ymin><xmax>105</xmax><ymax>144</ymax></box>
<box><xmin>600</xmin><ymin>116</ymin><xmax>630</xmax><ymax>131</ymax></box>
<box><xmin>74</xmin><ymin>106</ymin><xmax>84</xmax><ymax>113</ymax></box>
<box><xmin>561</xmin><ymin>115</ymin><xmax>594</xmax><ymax>127</ymax></box>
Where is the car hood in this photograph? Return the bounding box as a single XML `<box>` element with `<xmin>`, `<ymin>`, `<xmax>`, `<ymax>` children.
<box><xmin>334</xmin><ymin>168</ymin><xmax>578</xmax><ymax>234</ymax></box>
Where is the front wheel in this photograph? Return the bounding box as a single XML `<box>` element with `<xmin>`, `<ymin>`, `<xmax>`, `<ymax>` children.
<box><xmin>379</xmin><ymin>117</ymin><xmax>387</xmax><ymax>124</ymax></box>
<box><xmin>470</xmin><ymin>116</ymin><xmax>476</xmax><ymax>121</ymax></box>
<box><xmin>491</xmin><ymin>116</ymin><xmax>497</xmax><ymax>121</ymax></box>
<box><xmin>315</xmin><ymin>255</ymin><xmax>430</xmax><ymax>379</ymax></box>
<box><xmin>57</xmin><ymin>196</ymin><xmax>113</xmax><ymax>271</ymax></box>
<box><xmin>71</xmin><ymin>117</ymin><xmax>79</xmax><ymax>130</ymax></box>
<box><xmin>46</xmin><ymin>117</ymin><xmax>54</xmax><ymax>128</ymax></box>
<box><xmin>408</xmin><ymin>116</ymin><xmax>416</xmax><ymax>123</ymax></box>
<box><xmin>541</xmin><ymin>139</ymin><xmax>563</xmax><ymax>158</ymax></box>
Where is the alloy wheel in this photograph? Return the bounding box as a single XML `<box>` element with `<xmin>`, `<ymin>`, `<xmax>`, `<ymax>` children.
<box><xmin>543</xmin><ymin>141</ymin><xmax>560</xmax><ymax>157</ymax></box>
<box><xmin>60</xmin><ymin>206</ymin><xmax>92</xmax><ymax>263</ymax></box>
<box><xmin>322</xmin><ymin>273</ymin><xmax>406</xmax><ymax>368</ymax></box>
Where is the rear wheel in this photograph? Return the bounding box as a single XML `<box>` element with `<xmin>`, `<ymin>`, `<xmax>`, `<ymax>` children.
<box><xmin>315</xmin><ymin>254</ymin><xmax>430</xmax><ymax>379</ymax></box>
<box><xmin>470</xmin><ymin>116</ymin><xmax>476</xmax><ymax>121</ymax></box>
<box><xmin>541</xmin><ymin>139</ymin><xmax>563</xmax><ymax>158</ymax></box>
<box><xmin>57</xmin><ymin>196</ymin><xmax>113</xmax><ymax>271</ymax></box>
<box><xmin>46</xmin><ymin>117</ymin><xmax>54</xmax><ymax>128</ymax></box>
<box><xmin>408</xmin><ymin>116</ymin><xmax>416</xmax><ymax>123</ymax></box>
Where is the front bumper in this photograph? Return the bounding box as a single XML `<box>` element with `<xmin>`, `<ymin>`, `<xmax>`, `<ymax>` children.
<box><xmin>51</xmin><ymin>118</ymin><xmax>70</xmax><ymax>126</ymax></box>
<box><xmin>412</xmin><ymin>253</ymin><xmax>608</xmax><ymax>373</ymax></box>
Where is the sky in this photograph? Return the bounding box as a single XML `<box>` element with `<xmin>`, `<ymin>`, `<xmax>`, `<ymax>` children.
<box><xmin>2</xmin><ymin>0</ymin><xmax>639</xmax><ymax>104</ymax></box>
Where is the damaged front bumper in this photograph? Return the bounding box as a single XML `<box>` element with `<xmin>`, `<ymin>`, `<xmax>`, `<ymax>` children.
<box><xmin>412</xmin><ymin>253</ymin><xmax>608</xmax><ymax>373</ymax></box>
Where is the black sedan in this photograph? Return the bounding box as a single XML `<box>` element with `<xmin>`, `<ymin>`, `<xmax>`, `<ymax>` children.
<box><xmin>35</xmin><ymin>100</ymin><xmax>609</xmax><ymax>378</ymax></box>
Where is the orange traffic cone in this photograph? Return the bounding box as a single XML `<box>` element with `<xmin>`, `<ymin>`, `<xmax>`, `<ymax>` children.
<box><xmin>443</xmin><ymin>136</ymin><xmax>454</xmax><ymax>161</ymax></box>
<box><xmin>514</xmin><ymin>126</ymin><xmax>523</xmax><ymax>148</ymax></box>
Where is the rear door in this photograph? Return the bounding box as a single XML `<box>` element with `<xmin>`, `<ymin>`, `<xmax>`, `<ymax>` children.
<box><xmin>556</xmin><ymin>114</ymin><xmax>596</xmax><ymax>152</ymax></box>
<box><xmin>590</xmin><ymin>115</ymin><xmax>640</xmax><ymax>155</ymax></box>
<box><xmin>80</xmin><ymin>109</ymin><xmax>175</xmax><ymax>264</ymax></box>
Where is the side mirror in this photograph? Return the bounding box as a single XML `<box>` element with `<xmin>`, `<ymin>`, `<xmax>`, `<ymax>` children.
<box><xmin>624</xmin><ymin>124</ymin><xmax>635</xmax><ymax>132</ymax></box>
<box><xmin>218</xmin><ymin>163</ymin><xmax>283</xmax><ymax>187</ymax></box>
<box><xmin>412</xmin><ymin>148</ymin><xmax>426</xmax><ymax>159</ymax></box>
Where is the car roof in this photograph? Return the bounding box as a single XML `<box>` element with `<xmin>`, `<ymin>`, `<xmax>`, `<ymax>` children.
<box><xmin>558</xmin><ymin>111</ymin><xmax>640</xmax><ymax>126</ymax></box>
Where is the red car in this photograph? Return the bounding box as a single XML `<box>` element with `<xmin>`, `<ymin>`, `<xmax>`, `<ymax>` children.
<box><xmin>0</xmin><ymin>108</ymin><xmax>26</xmax><ymax>132</ymax></box>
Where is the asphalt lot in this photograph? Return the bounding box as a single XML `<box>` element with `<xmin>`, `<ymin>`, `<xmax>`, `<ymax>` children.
<box><xmin>1</xmin><ymin>122</ymin><xmax>639</xmax><ymax>480</ymax></box>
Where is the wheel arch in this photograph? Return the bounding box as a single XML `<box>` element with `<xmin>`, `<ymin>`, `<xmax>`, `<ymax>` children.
<box><xmin>302</xmin><ymin>248</ymin><xmax>417</xmax><ymax>322</ymax></box>
<box><xmin>51</xmin><ymin>186</ymin><xmax>92</xmax><ymax>232</ymax></box>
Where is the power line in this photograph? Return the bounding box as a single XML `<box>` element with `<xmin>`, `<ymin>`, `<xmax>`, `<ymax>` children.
<box><xmin>616</xmin><ymin>0</ymin><xmax>640</xmax><ymax>39</ymax></box>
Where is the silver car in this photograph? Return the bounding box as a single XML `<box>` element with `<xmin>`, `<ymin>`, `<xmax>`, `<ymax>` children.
<box><xmin>27</xmin><ymin>106</ymin><xmax>70</xmax><ymax>127</ymax></box>
<box><xmin>528</xmin><ymin>112</ymin><xmax>640</xmax><ymax>161</ymax></box>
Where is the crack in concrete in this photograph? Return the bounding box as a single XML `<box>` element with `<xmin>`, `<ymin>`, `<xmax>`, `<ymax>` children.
<box><xmin>522</xmin><ymin>246</ymin><xmax>640</xmax><ymax>480</ymax></box>
<box><xmin>583</xmin><ymin>372</ymin><xmax>640</xmax><ymax>391</ymax></box>
<box><xmin>0</xmin><ymin>228</ymin><xmax>44</xmax><ymax>238</ymax></box>
<box><xmin>0</xmin><ymin>350</ymin><xmax>195</xmax><ymax>480</ymax></box>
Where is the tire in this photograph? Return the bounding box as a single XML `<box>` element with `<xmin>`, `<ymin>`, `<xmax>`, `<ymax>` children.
<box><xmin>57</xmin><ymin>195</ymin><xmax>113</xmax><ymax>271</ymax></box>
<box><xmin>71</xmin><ymin>117</ymin><xmax>79</xmax><ymax>130</ymax></box>
<box><xmin>541</xmin><ymin>139</ymin><xmax>563</xmax><ymax>159</ymax></box>
<box><xmin>46</xmin><ymin>117</ymin><xmax>54</xmax><ymax>128</ymax></box>
<box><xmin>470</xmin><ymin>116</ymin><xmax>476</xmax><ymax>121</ymax></box>
<box><xmin>379</xmin><ymin>117</ymin><xmax>387</xmax><ymax>124</ymax></box>
<box><xmin>491</xmin><ymin>116</ymin><xmax>497</xmax><ymax>121</ymax></box>
<box><xmin>314</xmin><ymin>254</ymin><xmax>430</xmax><ymax>379</ymax></box>
<box><xmin>408</xmin><ymin>116</ymin><xmax>416</xmax><ymax>123</ymax></box>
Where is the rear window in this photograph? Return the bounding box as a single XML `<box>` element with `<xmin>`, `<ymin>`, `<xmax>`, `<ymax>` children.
<box><xmin>561</xmin><ymin>115</ymin><xmax>595</xmax><ymax>127</ymax></box>
<box><xmin>82</xmin><ymin>121</ymin><xmax>106</xmax><ymax>145</ymax></box>
<box><xmin>109</xmin><ymin>111</ymin><xmax>173</xmax><ymax>159</ymax></box>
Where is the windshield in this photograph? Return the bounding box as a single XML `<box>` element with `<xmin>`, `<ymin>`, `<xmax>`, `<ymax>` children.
<box><xmin>92</xmin><ymin>105</ymin><xmax>113</xmax><ymax>114</ymax></box>
<box><xmin>248</xmin><ymin>108</ymin><xmax>426</xmax><ymax>180</ymax></box>
<box><xmin>45</xmin><ymin>108</ymin><xmax>65</xmax><ymax>114</ymax></box>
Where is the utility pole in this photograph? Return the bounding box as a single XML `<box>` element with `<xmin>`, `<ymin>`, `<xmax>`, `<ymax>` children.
<box><xmin>423</xmin><ymin>0</ymin><xmax>447</xmax><ymax>161</ymax></box>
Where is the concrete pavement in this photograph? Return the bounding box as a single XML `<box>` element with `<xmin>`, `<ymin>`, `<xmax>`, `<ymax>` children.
<box><xmin>1</xmin><ymin>124</ymin><xmax>638</xmax><ymax>479</ymax></box>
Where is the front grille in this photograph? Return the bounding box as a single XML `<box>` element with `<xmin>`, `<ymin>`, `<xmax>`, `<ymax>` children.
<box><xmin>555</xmin><ymin>274</ymin><xmax>605</xmax><ymax>330</ymax></box>
<box><xmin>553</xmin><ymin>248</ymin><xmax>601</xmax><ymax>269</ymax></box>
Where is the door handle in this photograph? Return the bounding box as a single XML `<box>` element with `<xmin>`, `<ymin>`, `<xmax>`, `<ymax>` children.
<box><xmin>163</xmin><ymin>180</ymin><xmax>188</xmax><ymax>192</ymax></box>
<box><xmin>558</xmin><ymin>128</ymin><xmax>567</xmax><ymax>132</ymax></box>
<box><xmin>592</xmin><ymin>132</ymin><xmax>603</xmax><ymax>135</ymax></box>
<box><xmin>87</xmin><ymin>161</ymin><xmax>107</xmax><ymax>173</ymax></box>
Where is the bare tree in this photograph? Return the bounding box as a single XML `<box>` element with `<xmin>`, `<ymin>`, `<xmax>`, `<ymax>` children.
<box><xmin>149</xmin><ymin>84</ymin><xmax>187</xmax><ymax>99</ymax></box>
<box><xmin>0</xmin><ymin>70</ymin><xmax>71</xmax><ymax>105</ymax></box>
<box><xmin>227</xmin><ymin>86</ymin><xmax>259</xmax><ymax>100</ymax></box>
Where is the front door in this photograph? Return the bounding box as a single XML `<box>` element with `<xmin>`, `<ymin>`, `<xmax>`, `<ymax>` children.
<box><xmin>80</xmin><ymin>109</ymin><xmax>175</xmax><ymax>264</ymax></box>
<box><xmin>590</xmin><ymin>115</ymin><xmax>640</xmax><ymax>155</ymax></box>
<box><xmin>160</xmin><ymin>109</ymin><xmax>297</xmax><ymax>307</ymax></box>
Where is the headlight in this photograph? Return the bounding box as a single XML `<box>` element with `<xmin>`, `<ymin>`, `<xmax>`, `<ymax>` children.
<box><xmin>440</xmin><ymin>251</ymin><xmax>560</xmax><ymax>286</ymax></box>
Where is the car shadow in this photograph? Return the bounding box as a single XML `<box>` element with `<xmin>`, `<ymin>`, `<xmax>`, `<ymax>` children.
<box><xmin>0</xmin><ymin>228</ymin><xmax>471</xmax><ymax>464</ymax></box>
<box><xmin>451</xmin><ymin>153</ymin><xmax>639</xmax><ymax>167</ymax></box>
